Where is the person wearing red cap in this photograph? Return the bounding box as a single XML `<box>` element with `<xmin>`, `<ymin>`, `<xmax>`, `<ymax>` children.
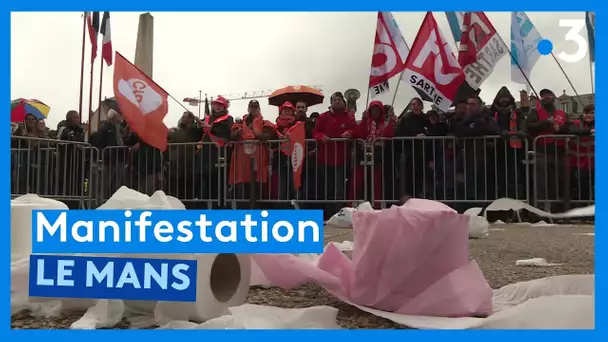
<box><xmin>196</xmin><ymin>96</ymin><xmax>234</xmax><ymax>208</ymax></box>
<box><xmin>228</xmin><ymin>99</ymin><xmax>275</xmax><ymax>208</ymax></box>
<box><xmin>312</xmin><ymin>91</ymin><xmax>357</xmax><ymax>219</ymax></box>
<box><xmin>270</xmin><ymin>102</ymin><xmax>299</xmax><ymax>205</ymax></box>
<box><xmin>349</xmin><ymin>100</ymin><xmax>395</xmax><ymax>207</ymax></box>
<box><xmin>523</xmin><ymin>88</ymin><xmax>569</xmax><ymax>211</ymax></box>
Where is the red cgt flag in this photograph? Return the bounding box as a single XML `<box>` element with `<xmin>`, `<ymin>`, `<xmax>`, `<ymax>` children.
<box><xmin>280</xmin><ymin>121</ymin><xmax>306</xmax><ymax>190</ymax></box>
<box><xmin>113</xmin><ymin>52</ymin><xmax>169</xmax><ymax>151</ymax></box>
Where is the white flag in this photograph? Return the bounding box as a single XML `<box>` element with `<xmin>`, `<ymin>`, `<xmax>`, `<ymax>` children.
<box><xmin>369</xmin><ymin>12</ymin><xmax>409</xmax><ymax>97</ymax></box>
<box><xmin>510</xmin><ymin>12</ymin><xmax>542</xmax><ymax>85</ymax></box>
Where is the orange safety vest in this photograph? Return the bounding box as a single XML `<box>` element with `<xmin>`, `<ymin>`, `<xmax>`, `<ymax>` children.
<box><xmin>568</xmin><ymin>119</ymin><xmax>594</xmax><ymax>169</ymax></box>
<box><xmin>535</xmin><ymin>102</ymin><xmax>567</xmax><ymax>147</ymax></box>
<box><xmin>494</xmin><ymin>110</ymin><xmax>521</xmax><ymax>149</ymax></box>
<box><xmin>228</xmin><ymin>114</ymin><xmax>274</xmax><ymax>185</ymax></box>
<box><xmin>197</xmin><ymin>113</ymin><xmax>231</xmax><ymax>149</ymax></box>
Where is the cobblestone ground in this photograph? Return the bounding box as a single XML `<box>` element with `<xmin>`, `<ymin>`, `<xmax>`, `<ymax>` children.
<box><xmin>12</xmin><ymin>223</ymin><xmax>594</xmax><ymax>329</ymax></box>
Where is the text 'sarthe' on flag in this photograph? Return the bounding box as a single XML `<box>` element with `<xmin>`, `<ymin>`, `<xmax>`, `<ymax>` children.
<box><xmin>401</xmin><ymin>12</ymin><xmax>465</xmax><ymax>112</ymax></box>
<box><xmin>113</xmin><ymin>52</ymin><xmax>169</xmax><ymax>151</ymax></box>
<box><xmin>458</xmin><ymin>12</ymin><xmax>507</xmax><ymax>90</ymax></box>
<box><xmin>368</xmin><ymin>12</ymin><xmax>410</xmax><ymax>98</ymax></box>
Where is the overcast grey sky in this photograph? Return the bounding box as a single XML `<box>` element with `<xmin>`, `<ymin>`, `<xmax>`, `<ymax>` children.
<box><xmin>11</xmin><ymin>12</ymin><xmax>593</xmax><ymax>129</ymax></box>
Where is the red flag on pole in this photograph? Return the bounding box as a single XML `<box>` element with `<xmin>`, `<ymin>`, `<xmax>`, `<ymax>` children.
<box><xmin>113</xmin><ymin>52</ymin><xmax>169</xmax><ymax>151</ymax></box>
<box><xmin>85</xmin><ymin>12</ymin><xmax>99</xmax><ymax>63</ymax></box>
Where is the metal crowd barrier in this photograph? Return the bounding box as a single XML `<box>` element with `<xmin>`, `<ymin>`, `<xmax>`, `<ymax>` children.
<box><xmin>531</xmin><ymin>134</ymin><xmax>595</xmax><ymax>210</ymax></box>
<box><xmin>9</xmin><ymin>135</ymin><xmax>594</xmax><ymax>212</ymax></box>
<box><xmin>10</xmin><ymin>136</ymin><xmax>97</xmax><ymax>208</ymax></box>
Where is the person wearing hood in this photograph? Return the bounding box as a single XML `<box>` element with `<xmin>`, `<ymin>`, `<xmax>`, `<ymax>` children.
<box><xmin>166</xmin><ymin>111</ymin><xmax>203</xmax><ymax>204</ymax></box>
<box><xmin>229</xmin><ymin>99</ymin><xmax>275</xmax><ymax>208</ymax></box>
<box><xmin>566</xmin><ymin>104</ymin><xmax>595</xmax><ymax>203</ymax></box>
<box><xmin>523</xmin><ymin>88</ymin><xmax>568</xmax><ymax>211</ymax></box>
<box><xmin>57</xmin><ymin>110</ymin><xmax>86</xmax><ymax>198</ymax></box>
<box><xmin>312</xmin><ymin>91</ymin><xmax>357</xmax><ymax>219</ymax></box>
<box><xmin>193</xmin><ymin>97</ymin><xmax>233</xmax><ymax>208</ymax></box>
<box><xmin>490</xmin><ymin>87</ymin><xmax>527</xmax><ymax>199</ymax></box>
<box><xmin>270</xmin><ymin>102</ymin><xmax>300</xmax><ymax>205</ymax></box>
<box><xmin>394</xmin><ymin>97</ymin><xmax>430</xmax><ymax>198</ymax></box>
<box><xmin>349</xmin><ymin>100</ymin><xmax>395</xmax><ymax>206</ymax></box>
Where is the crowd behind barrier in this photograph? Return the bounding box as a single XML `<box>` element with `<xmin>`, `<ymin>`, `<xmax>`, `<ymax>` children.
<box><xmin>10</xmin><ymin>134</ymin><xmax>594</xmax><ymax>217</ymax></box>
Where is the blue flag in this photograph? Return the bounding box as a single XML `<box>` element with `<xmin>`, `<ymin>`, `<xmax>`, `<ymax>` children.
<box><xmin>445</xmin><ymin>12</ymin><xmax>463</xmax><ymax>43</ymax></box>
<box><xmin>510</xmin><ymin>12</ymin><xmax>542</xmax><ymax>86</ymax></box>
<box><xmin>586</xmin><ymin>12</ymin><xmax>595</xmax><ymax>63</ymax></box>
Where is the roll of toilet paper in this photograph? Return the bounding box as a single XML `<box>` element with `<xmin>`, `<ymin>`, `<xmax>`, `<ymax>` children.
<box><xmin>153</xmin><ymin>253</ymin><xmax>251</xmax><ymax>325</ymax></box>
<box><xmin>11</xmin><ymin>194</ymin><xmax>69</xmax><ymax>262</ymax></box>
<box><xmin>99</xmin><ymin>187</ymin><xmax>188</xmax><ymax>314</ymax></box>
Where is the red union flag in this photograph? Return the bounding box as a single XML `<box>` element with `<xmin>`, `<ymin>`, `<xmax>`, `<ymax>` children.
<box><xmin>401</xmin><ymin>12</ymin><xmax>465</xmax><ymax>112</ymax></box>
<box><xmin>368</xmin><ymin>12</ymin><xmax>410</xmax><ymax>97</ymax></box>
<box><xmin>458</xmin><ymin>12</ymin><xmax>507</xmax><ymax>89</ymax></box>
<box><xmin>113</xmin><ymin>52</ymin><xmax>169</xmax><ymax>151</ymax></box>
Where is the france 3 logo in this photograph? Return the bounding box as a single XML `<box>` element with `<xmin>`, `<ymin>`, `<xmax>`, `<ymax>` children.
<box><xmin>551</xmin><ymin>17</ymin><xmax>594</xmax><ymax>64</ymax></box>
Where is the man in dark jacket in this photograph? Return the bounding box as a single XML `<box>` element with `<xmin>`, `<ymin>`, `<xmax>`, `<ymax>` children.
<box><xmin>167</xmin><ymin>111</ymin><xmax>203</xmax><ymax>202</ymax></box>
<box><xmin>90</xmin><ymin>109</ymin><xmax>127</xmax><ymax>201</ymax></box>
<box><xmin>125</xmin><ymin>131</ymin><xmax>163</xmax><ymax>196</ymax></box>
<box><xmin>451</xmin><ymin>95</ymin><xmax>501</xmax><ymax>202</ymax></box>
<box><xmin>394</xmin><ymin>97</ymin><xmax>430</xmax><ymax>198</ymax></box>
<box><xmin>490</xmin><ymin>87</ymin><xmax>527</xmax><ymax>199</ymax></box>
<box><xmin>57</xmin><ymin>110</ymin><xmax>86</xmax><ymax>198</ymax></box>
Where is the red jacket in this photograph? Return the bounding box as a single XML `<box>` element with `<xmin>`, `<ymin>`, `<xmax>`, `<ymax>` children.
<box><xmin>568</xmin><ymin>119</ymin><xmax>594</xmax><ymax>169</ymax></box>
<box><xmin>312</xmin><ymin>109</ymin><xmax>357</xmax><ymax>166</ymax></box>
<box><xmin>354</xmin><ymin>101</ymin><xmax>395</xmax><ymax>140</ymax></box>
<box><xmin>536</xmin><ymin>102</ymin><xmax>567</xmax><ymax>147</ymax></box>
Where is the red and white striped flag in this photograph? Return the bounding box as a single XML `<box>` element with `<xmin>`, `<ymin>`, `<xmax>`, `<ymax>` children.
<box><xmin>100</xmin><ymin>12</ymin><xmax>113</xmax><ymax>66</ymax></box>
<box><xmin>368</xmin><ymin>12</ymin><xmax>409</xmax><ymax>98</ymax></box>
<box><xmin>85</xmin><ymin>12</ymin><xmax>99</xmax><ymax>62</ymax></box>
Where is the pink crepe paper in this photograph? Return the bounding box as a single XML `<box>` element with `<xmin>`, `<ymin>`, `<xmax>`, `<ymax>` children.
<box><xmin>252</xmin><ymin>199</ymin><xmax>493</xmax><ymax>317</ymax></box>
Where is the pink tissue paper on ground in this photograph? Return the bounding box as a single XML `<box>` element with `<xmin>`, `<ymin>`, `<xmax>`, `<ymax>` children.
<box><xmin>252</xmin><ymin>199</ymin><xmax>493</xmax><ymax>317</ymax></box>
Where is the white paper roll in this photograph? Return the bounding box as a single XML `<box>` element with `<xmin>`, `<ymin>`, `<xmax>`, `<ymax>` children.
<box><xmin>11</xmin><ymin>194</ymin><xmax>69</xmax><ymax>262</ymax></box>
<box><xmin>154</xmin><ymin>253</ymin><xmax>251</xmax><ymax>324</ymax></box>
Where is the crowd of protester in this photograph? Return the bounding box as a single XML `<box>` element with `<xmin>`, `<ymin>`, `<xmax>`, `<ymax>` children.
<box><xmin>10</xmin><ymin>87</ymin><xmax>595</xmax><ymax>217</ymax></box>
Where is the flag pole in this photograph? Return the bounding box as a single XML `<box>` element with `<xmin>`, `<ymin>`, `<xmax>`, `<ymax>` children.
<box><xmin>198</xmin><ymin>90</ymin><xmax>202</xmax><ymax>119</ymax></box>
<box><xmin>78</xmin><ymin>13</ymin><xmax>87</xmax><ymax>124</ymax></box>
<box><xmin>87</xmin><ymin>58</ymin><xmax>95</xmax><ymax>137</ymax></box>
<box><xmin>97</xmin><ymin>56</ymin><xmax>104</xmax><ymax>128</ymax></box>
<box><xmin>588</xmin><ymin>59</ymin><xmax>594</xmax><ymax>95</ymax></box>
<box><xmin>390</xmin><ymin>78</ymin><xmax>402</xmax><ymax>108</ymax></box>
<box><xmin>493</xmin><ymin>29</ymin><xmax>539</xmax><ymax>99</ymax></box>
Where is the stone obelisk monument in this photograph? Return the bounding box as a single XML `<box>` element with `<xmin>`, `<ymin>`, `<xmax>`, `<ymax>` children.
<box><xmin>134</xmin><ymin>12</ymin><xmax>154</xmax><ymax>78</ymax></box>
